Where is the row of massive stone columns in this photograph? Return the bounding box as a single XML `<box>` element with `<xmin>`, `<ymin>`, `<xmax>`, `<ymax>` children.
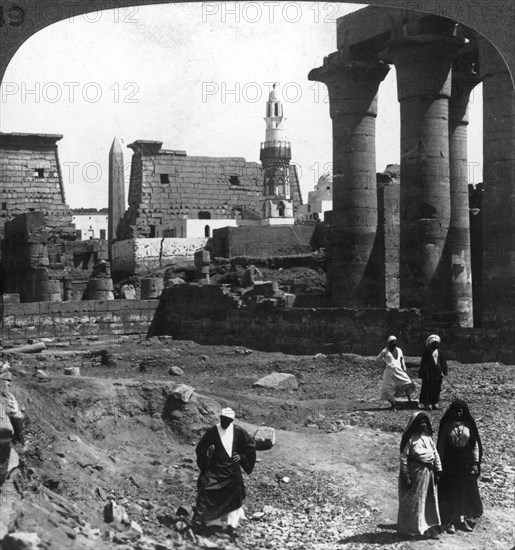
<box><xmin>310</xmin><ymin>34</ymin><xmax>481</xmax><ymax>326</ymax></box>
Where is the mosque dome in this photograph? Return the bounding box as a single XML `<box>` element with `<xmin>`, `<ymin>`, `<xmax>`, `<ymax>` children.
<box><xmin>316</xmin><ymin>171</ymin><xmax>333</xmax><ymax>192</ymax></box>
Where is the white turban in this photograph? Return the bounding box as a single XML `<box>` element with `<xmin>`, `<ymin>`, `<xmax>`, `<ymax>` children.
<box><xmin>388</xmin><ymin>335</ymin><xmax>397</xmax><ymax>343</ymax></box>
<box><xmin>426</xmin><ymin>334</ymin><xmax>441</xmax><ymax>347</ymax></box>
<box><xmin>221</xmin><ymin>407</ymin><xmax>235</xmax><ymax>419</ymax></box>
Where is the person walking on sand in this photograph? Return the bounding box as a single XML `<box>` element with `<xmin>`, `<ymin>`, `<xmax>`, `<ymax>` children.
<box><xmin>193</xmin><ymin>408</ymin><xmax>256</xmax><ymax>537</ymax></box>
<box><xmin>377</xmin><ymin>336</ymin><xmax>416</xmax><ymax>410</ymax></box>
<box><xmin>397</xmin><ymin>412</ymin><xmax>442</xmax><ymax>540</ymax></box>
<box><xmin>437</xmin><ymin>399</ymin><xmax>483</xmax><ymax>534</ymax></box>
<box><xmin>418</xmin><ymin>334</ymin><xmax>447</xmax><ymax>410</ymax></box>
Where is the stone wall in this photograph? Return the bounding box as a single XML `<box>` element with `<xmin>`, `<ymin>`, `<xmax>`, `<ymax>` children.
<box><xmin>158</xmin><ymin>285</ymin><xmax>515</xmax><ymax>363</ymax></box>
<box><xmin>0</xmin><ymin>299</ymin><xmax>161</xmax><ymax>345</ymax></box>
<box><xmin>211</xmin><ymin>225</ymin><xmax>319</xmax><ymax>258</ymax></box>
<box><xmin>111</xmin><ymin>237</ymin><xmax>208</xmax><ymax>274</ymax></box>
<box><xmin>118</xmin><ymin>140</ymin><xmax>302</xmax><ymax>239</ymax></box>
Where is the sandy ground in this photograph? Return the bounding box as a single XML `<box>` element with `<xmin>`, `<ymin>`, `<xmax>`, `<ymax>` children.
<box><xmin>0</xmin><ymin>336</ymin><xmax>513</xmax><ymax>550</ymax></box>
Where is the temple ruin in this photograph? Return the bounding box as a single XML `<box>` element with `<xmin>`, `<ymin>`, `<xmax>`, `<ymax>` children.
<box><xmin>308</xmin><ymin>6</ymin><xmax>514</xmax><ymax>328</ymax></box>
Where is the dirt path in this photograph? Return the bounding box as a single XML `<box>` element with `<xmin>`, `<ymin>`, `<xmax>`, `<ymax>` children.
<box><xmin>0</xmin><ymin>339</ymin><xmax>513</xmax><ymax>549</ymax></box>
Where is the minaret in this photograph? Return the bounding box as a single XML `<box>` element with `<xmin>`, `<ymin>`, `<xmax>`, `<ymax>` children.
<box><xmin>259</xmin><ymin>84</ymin><xmax>294</xmax><ymax>225</ymax></box>
<box><xmin>108</xmin><ymin>137</ymin><xmax>125</xmax><ymax>248</ymax></box>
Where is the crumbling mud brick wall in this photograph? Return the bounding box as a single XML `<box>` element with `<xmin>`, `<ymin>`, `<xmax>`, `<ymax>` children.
<box><xmin>118</xmin><ymin>140</ymin><xmax>302</xmax><ymax>239</ymax></box>
<box><xmin>0</xmin><ymin>299</ymin><xmax>160</xmax><ymax>345</ymax></box>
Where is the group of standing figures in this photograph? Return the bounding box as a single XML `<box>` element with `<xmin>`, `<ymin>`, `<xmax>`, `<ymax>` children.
<box><xmin>189</xmin><ymin>339</ymin><xmax>483</xmax><ymax>542</ymax></box>
<box><xmin>398</xmin><ymin>402</ymin><xmax>483</xmax><ymax>539</ymax></box>
<box><xmin>377</xmin><ymin>334</ymin><xmax>447</xmax><ymax>410</ymax></box>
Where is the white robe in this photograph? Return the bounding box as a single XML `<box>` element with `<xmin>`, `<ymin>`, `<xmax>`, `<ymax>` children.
<box><xmin>377</xmin><ymin>347</ymin><xmax>415</xmax><ymax>402</ymax></box>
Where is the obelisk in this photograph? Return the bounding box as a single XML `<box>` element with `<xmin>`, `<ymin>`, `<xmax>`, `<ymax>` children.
<box><xmin>108</xmin><ymin>137</ymin><xmax>125</xmax><ymax>250</ymax></box>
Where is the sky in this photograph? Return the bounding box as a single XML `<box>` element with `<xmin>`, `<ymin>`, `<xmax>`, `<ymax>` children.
<box><xmin>0</xmin><ymin>2</ymin><xmax>483</xmax><ymax>209</ymax></box>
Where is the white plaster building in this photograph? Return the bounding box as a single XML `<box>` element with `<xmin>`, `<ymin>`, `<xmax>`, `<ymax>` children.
<box><xmin>297</xmin><ymin>172</ymin><xmax>333</xmax><ymax>221</ymax></box>
<box><xmin>71</xmin><ymin>208</ymin><xmax>108</xmax><ymax>240</ymax></box>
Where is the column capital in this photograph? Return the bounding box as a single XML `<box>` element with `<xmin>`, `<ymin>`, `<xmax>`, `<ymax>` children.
<box><xmin>309</xmin><ymin>52</ymin><xmax>389</xmax><ymax>87</ymax></box>
<box><xmin>383</xmin><ymin>35</ymin><xmax>465</xmax><ymax>102</ymax></box>
<box><xmin>309</xmin><ymin>53</ymin><xmax>389</xmax><ymax>119</ymax></box>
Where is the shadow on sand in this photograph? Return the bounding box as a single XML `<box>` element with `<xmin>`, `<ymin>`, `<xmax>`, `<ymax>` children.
<box><xmin>339</xmin><ymin>524</ymin><xmax>411</xmax><ymax>545</ymax></box>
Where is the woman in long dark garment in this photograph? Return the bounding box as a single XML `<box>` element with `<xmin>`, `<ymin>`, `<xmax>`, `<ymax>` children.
<box><xmin>419</xmin><ymin>334</ymin><xmax>447</xmax><ymax>410</ymax></box>
<box><xmin>397</xmin><ymin>412</ymin><xmax>442</xmax><ymax>539</ymax></box>
<box><xmin>437</xmin><ymin>399</ymin><xmax>483</xmax><ymax>534</ymax></box>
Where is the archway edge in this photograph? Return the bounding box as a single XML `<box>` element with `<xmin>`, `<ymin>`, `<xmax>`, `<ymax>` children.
<box><xmin>0</xmin><ymin>0</ymin><xmax>513</xmax><ymax>86</ymax></box>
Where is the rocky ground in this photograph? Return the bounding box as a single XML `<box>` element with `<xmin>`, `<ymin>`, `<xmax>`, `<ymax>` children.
<box><xmin>0</xmin><ymin>336</ymin><xmax>513</xmax><ymax>550</ymax></box>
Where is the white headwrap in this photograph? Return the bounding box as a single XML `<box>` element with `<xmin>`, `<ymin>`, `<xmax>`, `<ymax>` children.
<box><xmin>426</xmin><ymin>334</ymin><xmax>441</xmax><ymax>347</ymax></box>
<box><xmin>388</xmin><ymin>335</ymin><xmax>397</xmax><ymax>343</ymax></box>
<box><xmin>221</xmin><ymin>407</ymin><xmax>235</xmax><ymax>419</ymax></box>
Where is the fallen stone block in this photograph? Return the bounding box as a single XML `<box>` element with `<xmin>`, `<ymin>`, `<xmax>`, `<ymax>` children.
<box><xmin>253</xmin><ymin>372</ymin><xmax>298</xmax><ymax>391</ymax></box>
<box><xmin>172</xmin><ymin>384</ymin><xmax>195</xmax><ymax>404</ymax></box>
<box><xmin>1</xmin><ymin>532</ymin><xmax>41</xmax><ymax>550</ymax></box>
<box><xmin>169</xmin><ymin>366</ymin><xmax>184</xmax><ymax>376</ymax></box>
<box><xmin>104</xmin><ymin>499</ymin><xmax>130</xmax><ymax>524</ymax></box>
<box><xmin>7</xmin><ymin>342</ymin><xmax>46</xmax><ymax>354</ymax></box>
<box><xmin>120</xmin><ymin>284</ymin><xmax>136</xmax><ymax>299</ymax></box>
<box><xmin>64</xmin><ymin>367</ymin><xmax>80</xmax><ymax>376</ymax></box>
<box><xmin>254</xmin><ymin>426</ymin><xmax>276</xmax><ymax>450</ymax></box>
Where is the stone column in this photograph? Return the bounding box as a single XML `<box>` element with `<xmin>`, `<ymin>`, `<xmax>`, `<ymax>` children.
<box><xmin>479</xmin><ymin>39</ymin><xmax>515</xmax><ymax>324</ymax></box>
<box><xmin>309</xmin><ymin>53</ymin><xmax>389</xmax><ymax>307</ymax></box>
<box><xmin>448</xmin><ymin>57</ymin><xmax>481</xmax><ymax>327</ymax></box>
<box><xmin>386</xmin><ymin>36</ymin><xmax>462</xmax><ymax>311</ymax></box>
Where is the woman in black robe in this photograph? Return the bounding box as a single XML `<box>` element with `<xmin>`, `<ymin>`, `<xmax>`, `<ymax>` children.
<box><xmin>437</xmin><ymin>399</ymin><xmax>483</xmax><ymax>534</ymax></box>
<box><xmin>418</xmin><ymin>334</ymin><xmax>447</xmax><ymax>410</ymax></box>
<box><xmin>193</xmin><ymin>409</ymin><xmax>256</xmax><ymax>533</ymax></box>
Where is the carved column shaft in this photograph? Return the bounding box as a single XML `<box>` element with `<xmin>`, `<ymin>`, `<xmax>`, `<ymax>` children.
<box><xmin>388</xmin><ymin>36</ymin><xmax>462</xmax><ymax>311</ymax></box>
<box><xmin>448</xmin><ymin>61</ymin><xmax>481</xmax><ymax>327</ymax></box>
<box><xmin>309</xmin><ymin>57</ymin><xmax>389</xmax><ymax>307</ymax></box>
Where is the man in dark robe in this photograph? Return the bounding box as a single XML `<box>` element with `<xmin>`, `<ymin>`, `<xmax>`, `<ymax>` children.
<box><xmin>418</xmin><ymin>334</ymin><xmax>447</xmax><ymax>410</ymax></box>
<box><xmin>193</xmin><ymin>407</ymin><xmax>256</xmax><ymax>534</ymax></box>
<box><xmin>437</xmin><ymin>399</ymin><xmax>483</xmax><ymax>534</ymax></box>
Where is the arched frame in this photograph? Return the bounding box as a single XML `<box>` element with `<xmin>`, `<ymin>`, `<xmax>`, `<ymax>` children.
<box><xmin>0</xmin><ymin>0</ymin><xmax>513</xmax><ymax>87</ymax></box>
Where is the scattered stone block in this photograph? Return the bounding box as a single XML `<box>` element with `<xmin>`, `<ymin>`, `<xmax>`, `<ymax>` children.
<box><xmin>168</xmin><ymin>277</ymin><xmax>186</xmax><ymax>286</ymax></box>
<box><xmin>1</xmin><ymin>532</ymin><xmax>41</xmax><ymax>550</ymax></box>
<box><xmin>169</xmin><ymin>366</ymin><xmax>184</xmax><ymax>376</ymax></box>
<box><xmin>199</xmin><ymin>355</ymin><xmax>209</xmax><ymax>362</ymax></box>
<box><xmin>104</xmin><ymin>499</ymin><xmax>130</xmax><ymax>524</ymax></box>
<box><xmin>254</xmin><ymin>426</ymin><xmax>276</xmax><ymax>450</ymax></box>
<box><xmin>253</xmin><ymin>372</ymin><xmax>298</xmax><ymax>391</ymax></box>
<box><xmin>246</xmin><ymin>281</ymin><xmax>274</xmax><ymax>297</ymax></box>
<box><xmin>68</xmin><ymin>434</ymin><xmax>82</xmax><ymax>443</ymax></box>
<box><xmin>242</xmin><ymin>265</ymin><xmax>263</xmax><ymax>287</ymax></box>
<box><xmin>64</xmin><ymin>367</ymin><xmax>80</xmax><ymax>376</ymax></box>
<box><xmin>171</xmin><ymin>384</ymin><xmax>195</xmax><ymax>404</ymax></box>
<box><xmin>120</xmin><ymin>284</ymin><xmax>136</xmax><ymax>299</ymax></box>
<box><xmin>34</xmin><ymin>369</ymin><xmax>49</xmax><ymax>380</ymax></box>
